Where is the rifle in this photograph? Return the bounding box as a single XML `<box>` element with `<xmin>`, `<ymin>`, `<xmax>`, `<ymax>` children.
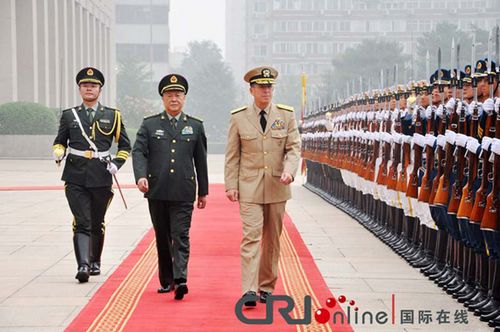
<box><xmin>376</xmin><ymin>92</ymin><xmax>392</xmax><ymax>186</ymax></box>
<box><xmin>367</xmin><ymin>94</ymin><xmax>379</xmax><ymax>182</ymax></box>
<box><xmin>419</xmin><ymin>80</ymin><xmax>436</xmax><ymax>202</ymax></box>
<box><xmin>397</xmin><ymin>86</ymin><xmax>414</xmax><ymax>194</ymax></box>
<box><xmin>480</xmin><ymin>117</ymin><xmax>500</xmax><ymax>231</ymax></box>
<box><xmin>406</xmin><ymin>103</ymin><xmax>424</xmax><ymax>199</ymax></box>
<box><xmin>456</xmin><ymin>103</ymin><xmax>480</xmax><ymax>219</ymax></box>
<box><xmin>387</xmin><ymin>90</ymin><xmax>402</xmax><ymax>191</ymax></box>
<box><xmin>429</xmin><ymin>112</ymin><xmax>447</xmax><ymax>205</ymax></box>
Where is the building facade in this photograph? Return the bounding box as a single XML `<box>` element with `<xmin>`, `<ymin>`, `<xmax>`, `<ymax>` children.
<box><xmin>226</xmin><ymin>0</ymin><xmax>500</xmax><ymax>86</ymax></box>
<box><xmin>0</xmin><ymin>0</ymin><xmax>115</xmax><ymax>108</ymax></box>
<box><xmin>115</xmin><ymin>0</ymin><xmax>170</xmax><ymax>85</ymax></box>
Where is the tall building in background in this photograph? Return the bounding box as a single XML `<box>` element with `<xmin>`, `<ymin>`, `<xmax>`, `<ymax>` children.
<box><xmin>0</xmin><ymin>0</ymin><xmax>115</xmax><ymax>108</ymax></box>
<box><xmin>115</xmin><ymin>0</ymin><xmax>170</xmax><ymax>85</ymax></box>
<box><xmin>226</xmin><ymin>0</ymin><xmax>500</xmax><ymax>87</ymax></box>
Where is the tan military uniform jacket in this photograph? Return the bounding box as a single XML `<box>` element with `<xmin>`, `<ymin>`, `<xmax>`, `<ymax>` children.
<box><xmin>224</xmin><ymin>103</ymin><xmax>301</xmax><ymax>204</ymax></box>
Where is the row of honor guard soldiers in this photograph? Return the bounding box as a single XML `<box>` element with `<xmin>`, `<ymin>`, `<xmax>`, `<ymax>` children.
<box><xmin>301</xmin><ymin>59</ymin><xmax>500</xmax><ymax>329</ymax></box>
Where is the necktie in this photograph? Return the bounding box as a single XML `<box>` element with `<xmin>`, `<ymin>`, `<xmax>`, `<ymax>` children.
<box><xmin>260</xmin><ymin>110</ymin><xmax>267</xmax><ymax>132</ymax></box>
<box><xmin>171</xmin><ymin>117</ymin><xmax>177</xmax><ymax>129</ymax></box>
<box><xmin>87</xmin><ymin>108</ymin><xmax>94</xmax><ymax>122</ymax></box>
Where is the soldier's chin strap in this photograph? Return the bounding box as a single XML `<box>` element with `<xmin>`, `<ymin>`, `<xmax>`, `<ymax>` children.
<box><xmin>70</xmin><ymin>108</ymin><xmax>100</xmax><ymax>156</ymax></box>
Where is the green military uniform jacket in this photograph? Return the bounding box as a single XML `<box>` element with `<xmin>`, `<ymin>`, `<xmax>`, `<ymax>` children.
<box><xmin>132</xmin><ymin>111</ymin><xmax>209</xmax><ymax>202</ymax></box>
<box><xmin>52</xmin><ymin>103</ymin><xmax>131</xmax><ymax>188</ymax></box>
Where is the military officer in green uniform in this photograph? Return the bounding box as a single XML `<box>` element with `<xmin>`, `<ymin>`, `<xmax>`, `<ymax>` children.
<box><xmin>132</xmin><ymin>74</ymin><xmax>209</xmax><ymax>300</ymax></box>
<box><xmin>52</xmin><ymin>67</ymin><xmax>131</xmax><ymax>283</ymax></box>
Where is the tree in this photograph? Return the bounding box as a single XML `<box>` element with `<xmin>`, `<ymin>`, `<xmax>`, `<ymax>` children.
<box><xmin>321</xmin><ymin>39</ymin><xmax>409</xmax><ymax>101</ymax></box>
<box><xmin>174</xmin><ymin>41</ymin><xmax>237</xmax><ymax>142</ymax></box>
<box><xmin>415</xmin><ymin>22</ymin><xmax>489</xmax><ymax>81</ymax></box>
<box><xmin>116</xmin><ymin>57</ymin><xmax>158</xmax><ymax>129</ymax></box>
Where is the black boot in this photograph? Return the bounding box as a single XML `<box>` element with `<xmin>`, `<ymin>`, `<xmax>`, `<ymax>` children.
<box><xmin>74</xmin><ymin>233</ymin><xmax>91</xmax><ymax>283</ymax></box>
<box><xmin>90</xmin><ymin>231</ymin><xmax>105</xmax><ymax>276</ymax></box>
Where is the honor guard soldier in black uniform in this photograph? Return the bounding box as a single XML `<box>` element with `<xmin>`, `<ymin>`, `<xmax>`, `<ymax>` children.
<box><xmin>52</xmin><ymin>67</ymin><xmax>131</xmax><ymax>283</ymax></box>
<box><xmin>132</xmin><ymin>74</ymin><xmax>209</xmax><ymax>300</ymax></box>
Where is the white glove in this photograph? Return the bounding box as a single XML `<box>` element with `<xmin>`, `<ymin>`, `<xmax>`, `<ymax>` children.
<box><xmin>436</xmin><ymin>104</ymin><xmax>444</xmax><ymax>118</ymax></box>
<box><xmin>468</xmin><ymin>101</ymin><xmax>479</xmax><ymax>115</ymax></box>
<box><xmin>425</xmin><ymin>105</ymin><xmax>433</xmax><ymax>119</ymax></box>
<box><xmin>53</xmin><ymin>147</ymin><xmax>65</xmax><ymax>162</ymax></box>
<box><xmin>445</xmin><ymin>98</ymin><xmax>456</xmax><ymax>114</ymax></box>
<box><xmin>107</xmin><ymin>162</ymin><xmax>118</xmax><ymax>175</ymax></box>
<box><xmin>495</xmin><ymin>97</ymin><xmax>500</xmax><ymax>113</ymax></box>
<box><xmin>483</xmin><ymin>98</ymin><xmax>494</xmax><ymax>113</ymax></box>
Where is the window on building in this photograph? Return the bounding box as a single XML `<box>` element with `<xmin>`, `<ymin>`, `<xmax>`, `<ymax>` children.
<box><xmin>340</xmin><ymin>21</ymin><xmax>350</xmax><ymax>32</ymax></box>
<box><xmin>313</xmin><ymin>0</ymin><xmax>326</xmax><ymax>10</ymax></box>
<box><xmin>407</xmin><ymin>20</ymin><xmax>417</xmax><ymax>32</ymax></box>
<box><xmin>255</xmin><ymin>24</ymin><xmax>265</xmax><ymax>34</ymax></box>
<box><xmin>116</xmin><ymin>5</ymin><xmax>169</xmax><ymax>25</ymax></box>
<box><xmin>326</xmin><ymin>0</ymin><xmax>339</xmax><ymax>9</ymax></box>
<box><xmin>301</xmin><ymin>0</ymin><xmax>313</xmax><ymax>10</ymax></box>
<box><xmin>327</xmin><ymin>21</ymin><xmax>338</xmax><ymax>31</ymax></box>
<box><xmin>419</xmin><ymin>1</ymin><xmax>431</xmax><ymax>8</ymax></box>
<box><xmin>339</xmin><ymin>0</ymin><xmax>350</xmax><ymax>10</ymax></box>
<box><xmin>301</xmin><ymin>21</ymin><xmax>313</xmax><ymax>31</ymax></box>
<box><xmin>366</xmin><ymin>21</ymin><xmax>370</xmax><ymax>32</ymax></box>
<box><xmin>314</xmin><ymin>21</ymin><xmax>326</xmax><ymax>31</ymax></box>
<box><xmin>433</xmin><ymin>2</ymin><xmax>445</xmax><ymax>8</ymax></box>
<box><xmin>419</xmin><ymin>20</ymin><xmax>431</xmax><ymax>32</ymax></box>
<box><xmin>254</xmin><ymin>44</ymin><xmax>268</xmax><ymax>56</ymax></box>
<box><xmin>407</xmin><ymin>1</ymin><xmax>417</xmax><ymax>9</ymax></box>
<box><xmin>255</xmin><ymin>1</ymin><xmax>267</xmax><ymax>12</ymax></box>
<box><xmin>289</xmin><ymin>21</ymin><xmax>299</xmax><ymax>31</ymax></box>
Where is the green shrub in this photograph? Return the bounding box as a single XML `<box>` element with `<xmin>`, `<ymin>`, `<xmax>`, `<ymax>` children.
<box><xmin>0</xmin><ymin>102</ymin><xmax>58</xmax><ymax>135</ymax></box>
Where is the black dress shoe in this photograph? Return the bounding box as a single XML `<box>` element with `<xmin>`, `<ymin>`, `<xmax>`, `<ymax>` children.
<box><xmin>260</xmin><ymin>291</ymin><xmax>272</xmax><ymax>303</ymax></box>
<box><xmin>242</xmin><ymin>291</ymin><xmax>257</xmax><ymax>307</ymax></box>
<box><xmin>75</xmin><ymin>266</ymin><xmax>90</xmax><ymax>283</ymax></box>
<box><xmin>174</xmin><ymin>284</ymin><xmax>188</xmax><ymax>300</ymax></box>
<box><xmin>90</xmin><ymin>262</ymin><xmax>101</xmax><ymax>276</ymax></box>
<box><xmin>157</xmin><ymin>285</ymin><xmax>173</xmax><ymax>293</ymax></box>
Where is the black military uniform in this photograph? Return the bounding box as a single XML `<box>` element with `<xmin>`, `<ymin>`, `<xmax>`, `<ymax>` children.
<box><xmin>53</xmin><ymin>67</ymin><xmax>131</xmax><ymax>282</ymax></box>
<box><xmin>132</xmin><ymin>74</ymin><xmax>209</xmax><ymax>300</ymax></box>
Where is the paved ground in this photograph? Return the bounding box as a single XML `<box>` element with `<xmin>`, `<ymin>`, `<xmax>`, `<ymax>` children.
<box><xmin>0</xmin><ymin>157</ymin><xmax>491</xmax><ymax>331</ymax></box>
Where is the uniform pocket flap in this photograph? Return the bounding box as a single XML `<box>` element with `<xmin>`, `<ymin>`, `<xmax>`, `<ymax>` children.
<box><xmin>241</xmin><ymin>133</ymin><xmax>258</xmax><ymax>140</ymax></box>
<box><xmin>271</xmin><ymin>131</ymin><xmax>287</xmax><ymax>138</ymax></box>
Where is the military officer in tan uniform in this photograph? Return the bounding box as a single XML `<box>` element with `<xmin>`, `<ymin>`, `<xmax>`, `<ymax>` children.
<box><xmin>224</xmin><ymin>66</ymin><xmax>301</xmax><ymax>306</ymax></box>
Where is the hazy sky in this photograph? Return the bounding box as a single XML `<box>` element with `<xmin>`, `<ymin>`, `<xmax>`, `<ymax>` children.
<box><xmin>170</xmin><ymin>0</ymin><xmax>226</xmax><ymax>56</ymax></box>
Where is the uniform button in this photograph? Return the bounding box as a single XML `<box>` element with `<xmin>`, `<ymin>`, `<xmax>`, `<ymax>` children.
<box><xmin>263</xmin><ymin>136</ymin><xmax>267</xmax><ymax>139</ymax></box>
<box><xmin>148</xmin><ymin>174</ymin><xmax>151</xmax><ymax>178</ymax></box>
<box><xmin>171</xmin><ymin>149</ymin><xmax>175</xmax><ymax>153</ymax></box>
<box><xmin>264</xmin><ymin>166</ymin><xmax>268</xmax><ymax>169</ymax></box>
<box><xmin>191</xmin><ymin>176</ymin><xmax>194</xmax><ymax>180</ymax></box>
<box><xmin>187</xmin><ymin>138</ymin><xmax>190</xmax><ymax>142</ymax></box>
<box><xmin>170</xmin><ymin>169</ymin><xmax>175</xmax><ymax>173</ymax></box>
<box><xmin>171</xmin><ymin>159</ymin><xmax>175</xmax><ymax>163</ymax></box>
<box><xmin>172</xmin><ymin>139</ymin><xmax>177</xmax><ymax>143</ymax></box>
<box><xmin>264</xmin><ymin>151</ymin><xmax>268</xmax><ymax>155</ymax></box>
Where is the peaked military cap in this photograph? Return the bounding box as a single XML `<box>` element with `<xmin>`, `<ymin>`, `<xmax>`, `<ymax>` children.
<box><xmin>244</xmin><ymin>66</ymin><xmax>278</xmax><ymax>85</ymax></box>
<box><xmin>158</xmin><ymin>74</ymin><xmax>189</xmax><ymax>96</ymax></box>
<box><xmin>76</xmin><ymin>67</ymin><xmax>105</xmax><ymax>86</ymax></box>
<box><xmin>463</xmin><ymin>65</ymin><xmax>472</xmax><ymax>83</ymax></box>
<box><xmin>474</xmin><ymin>60</ymin><xmax>488</xmax><ymax>77</ymax></box>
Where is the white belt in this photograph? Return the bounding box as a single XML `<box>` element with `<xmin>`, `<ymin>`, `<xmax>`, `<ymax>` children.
<box><xmin>68</xmin><ymin>147</ymin><xmax>110</xmax><ymax>159</ymax></box>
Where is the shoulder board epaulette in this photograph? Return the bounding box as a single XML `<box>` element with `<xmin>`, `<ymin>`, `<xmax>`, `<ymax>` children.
<box><xmin>231</xmin><ymin>106</ymin><xmax>247</xmax><ymax>114</ymax></box>
<box><xmin>104</xmin><ymin>106</ymin><xmax>120</xmax><ymax>113</ymax></box>
<box><xmin>62</xmin><ymin>106</ymin><xmax>80</xmax><ymax>113</ymax></box>
<box><xmin>276</xmin><ymin>104</ymin><xmax>294</xmax><ymax>112</ymax></box>
<box><xmin>144</xmin><ymin>113</ymin><xmax>161</xmax><ymax>120</ymax></box>
<box><xmin>187</xmin><ymin>114</ymin><xmax>203</xmax><ymax>122</ymax></box>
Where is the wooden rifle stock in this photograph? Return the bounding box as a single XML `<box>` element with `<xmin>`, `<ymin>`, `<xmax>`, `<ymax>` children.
<box><xmin>448</xmin><ymin>107</ymin><xmax>468</xmax><ymax>214</ymax></box>
<box><xmin>429</xmin><ymin>115</ymin><xmax>446</xmax><ymax>205</ymax></box>
<box><xmin>406</xmin><ymin>110</ymin><xmax>424</xmax><ymax>199</ymax></box>
<box><xmin>480</xmin><ymin>151</ymin><xmax>500</xmax><ymax>231</ymax></box>
<box><xmin>418</xmin><ymin>110</ymin><xmax>436</xmax><ymax>202</ymax></box>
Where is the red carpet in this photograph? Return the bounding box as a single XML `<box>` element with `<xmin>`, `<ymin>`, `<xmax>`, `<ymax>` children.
<box><xmin>66</xmin><ymin>184</ymin><xmax>353</xmax><ymax>332</ymax></box>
